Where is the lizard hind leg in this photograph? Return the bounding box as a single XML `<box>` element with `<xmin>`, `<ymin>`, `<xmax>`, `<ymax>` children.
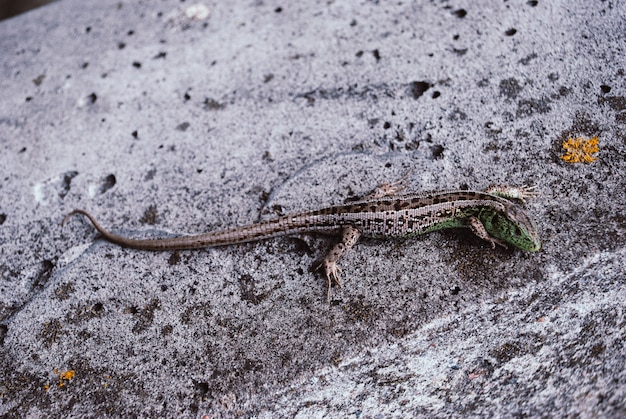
<box><xmin>319</xmin><ymin>226</ymin><xmax>361</xmax><ymax>301</ymax></box>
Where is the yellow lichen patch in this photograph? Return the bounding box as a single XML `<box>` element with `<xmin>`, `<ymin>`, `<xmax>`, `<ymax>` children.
<box><xmin>560</xmin><ymin>136</ymin><xmax>599</xmax><ymax>163</ymax></box>
<box><xmin>60</xmin><ymin>370</ymin><xmax>75</xmax><ymax>381</ymax></box>
<box><xmin>54</xmin><ymin>369</ymin><xmax>76</xmax><ymax>387</ymax></box>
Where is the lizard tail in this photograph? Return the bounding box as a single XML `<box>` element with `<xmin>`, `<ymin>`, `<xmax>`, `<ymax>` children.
<box><xmin>62</xmin><ymin>209</ymin><xmax>182</xmax><ymax>250</ymax></box>
<box><xmin>61</xmin><ymin>209</ymin><xmax>315</xmax><ymax>250</ymax></box>
<box><xmin>62</xmin><ymin>209</ymin><xmax>136</xmax><ymax>247</ymax></box>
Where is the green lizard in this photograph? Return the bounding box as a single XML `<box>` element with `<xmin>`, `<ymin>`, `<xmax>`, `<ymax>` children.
<box><xmin>63</xmin><ymin>180</ymin><xmax>540</xmax><ymax>300</ymax></box>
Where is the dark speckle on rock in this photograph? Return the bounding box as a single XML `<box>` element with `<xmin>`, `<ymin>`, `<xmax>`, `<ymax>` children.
<box><xmin>239</xmin><ymin>274</ymin><xmax>269</xmax><ymax>305</ymax></box>
<box><xmin>140</xmin><ymin>205</ymin><xmax>158</xmax><ymax>225</ymax></box>
<box><xmin>452</xmin><ymin>48</ymin><xmax>468</xmax><ymax>56</ymax></box>
<box><xmin>99</xmin><ymin>174</ymin><xmax>116</xmax><ymax>194</ymax></box>
<box><xmin>168</xmin><ymin>252</ymin><xmax>181</xmax><ymax>265</ymax></box>
<box><xmin>409</xmin><ymin>81</ymin><xmax>432</xmax><ymax>99</ymax></box>
<box><xmin>499</xmin><ymin>78</ymin><xmax>523</xmax><ymax>99</ymax></box>
<box><xmin>40</xmin><ymin>319</ymin><xmax>64</xmax><ymax>348</ymax></box>
<box><xmin>131</xmin><ymin>299</ymin><xmax>160</xmax><ymax>334</ymax></box>
<box><xmin>431</xmin><ymin>144</ymin><xmax>445</xmax><ymax>159</ymax></box>
<box><xmin>453</xmin><ymin>9</ymin><xmax>467</xmax><ymax>18</ymax></box>
<box><xmin>518</xmin><ymin>53</ymin><xmax>537</xmax><ymax>65</ymax></box>
<box><xmin>32</xmin><ymin>74</ymin><xmax>45</xmax><ymax>86</ymax></box>
<box><xmin>203</xmin><ymin>97</ymin><xmax>226</xmax><ymax>110</ymax></box>
<box><xmin>176</xmin><ymin>121</ymin><xmax>190</xmax><ymax>131</ymax></box>
<box><xmin>60</xmin><ymin>171</ymin><xmax>78</xmax><ymax>198</ymax></box>
<box><xmin>516</xmin><ymin>97</ymin><xmax>551</xmax><ymax>117</ymax></box>
<box><xmin>144</xmin><ymin>168</ymin><xmax>156</xmax><ymax>180</ymax></box>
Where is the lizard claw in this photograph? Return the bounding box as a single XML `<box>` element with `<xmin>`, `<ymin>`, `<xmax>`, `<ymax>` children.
<box><xmin>317</xmin><ymin>260</ymin><xmax>342</xmax><ymax>301</ymax></box>
<box><xmin>488</xmin><ymin>237</ymin><xmax>508</xmax><ymax>250</ymax></box>
<box><xmin>485</xmin><ymin>184</ymin><xmax>539</xmax><ymax>203</ymax></box>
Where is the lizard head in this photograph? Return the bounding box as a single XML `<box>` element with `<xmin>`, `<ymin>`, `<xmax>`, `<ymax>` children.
<box><xmin>488</xmin><ymin>203</ymin><xmax>541</xmax><ymax>252</ymax></box>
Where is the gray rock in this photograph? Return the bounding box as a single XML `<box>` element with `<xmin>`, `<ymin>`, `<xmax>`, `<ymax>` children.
<box><xmin>1</xmin><ymin>0</ymin><xmax>624</xmax><ymax>416</ymax></box>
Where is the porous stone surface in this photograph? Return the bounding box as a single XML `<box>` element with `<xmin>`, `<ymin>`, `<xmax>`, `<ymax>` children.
<box><xmin>0</xmin><ymin>0</ymin><xmax>624</xmax><ymax>416</ymax></box>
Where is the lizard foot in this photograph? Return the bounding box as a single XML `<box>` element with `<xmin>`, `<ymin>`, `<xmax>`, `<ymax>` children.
<box><xmin>316</xmin><ymin>260</ymin><xmax>342</xmax><ymax>301</ymax></box>
<box><xmin>486</xmin><ymin>236</ymin><xmax>509</xmax><ymax>250</ymax></box>
<box><xmin>486</xmin><ymin>185</ymin><xmax>539</xmax><ymax>203</ymax></box>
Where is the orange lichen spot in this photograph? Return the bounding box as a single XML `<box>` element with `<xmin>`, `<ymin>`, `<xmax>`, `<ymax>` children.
<box><xmin>44</xmin><ymin>384</ymin><xmax>50</xmax><ymax>391</ymax></box>
<box><xmin>60</xmin><ymin>370</ymin><xmax>75</xmax><ymax>381</ymax></box>
<box><xmin>560</xmin><ymin>136</ymin><xmax>599</xmax><ymax>163</ymax></box>
<box><xmin>56</xmin><ymin>369</ymin><xmax>76</xmax><ymax>387</ymax></box>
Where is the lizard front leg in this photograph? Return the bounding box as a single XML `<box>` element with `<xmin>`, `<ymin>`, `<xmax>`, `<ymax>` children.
<box><xmin>485</xmin><ymin>185</ymin><xmax>539</xmax><ymax>203</ymax></box>
<box><xmin>320</xmin><ymin>226</ymin><xmax>361</xmax><ymax>301</ymax></box>
<box><xmin>468</xmin><ymin>216</ymin><xmax>508</xmax><ymax>250</ymax></box>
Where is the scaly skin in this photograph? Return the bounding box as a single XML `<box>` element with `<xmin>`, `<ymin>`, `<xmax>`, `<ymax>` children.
<box><xmin>63</xmin><ymin>184</ymin><xmax>541</xmax><ymax>300</ymax></box>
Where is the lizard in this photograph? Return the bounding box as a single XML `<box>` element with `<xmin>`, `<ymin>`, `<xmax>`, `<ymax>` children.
<box><xmin>62</xmin><ymin>179</ymin><xmax>541</xmax><ymax>300</ymax></box>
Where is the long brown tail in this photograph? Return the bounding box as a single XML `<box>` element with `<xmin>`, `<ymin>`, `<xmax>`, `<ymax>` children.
<box><xmin>62</xmin><ymin>209</ymin><xmax>176</xmax><ymax>250</ymax></box>
<box><xmin>61</xmin><ymin>209</ymin><xmax>316</xmax><ymax>250</ymax></box>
